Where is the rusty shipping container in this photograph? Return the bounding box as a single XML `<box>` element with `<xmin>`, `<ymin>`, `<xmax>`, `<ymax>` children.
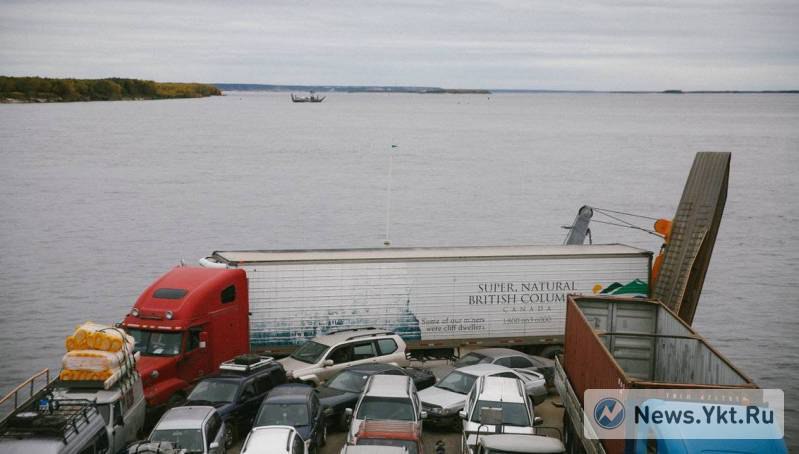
<box><xmin>560</xmin><ymin>294</ymin><xmax>757</xmax><ymax>454</ymax></box>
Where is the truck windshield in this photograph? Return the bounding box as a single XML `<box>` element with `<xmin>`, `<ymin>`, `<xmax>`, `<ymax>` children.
<box><xmin>128</xmin><ymin>329</ymin><xmax>182</xmax><ymax>356</ymax></box>
<box><xmin>290</xmin><ymin>341</ymin><xmax>329</xmax><ymax>364</ymax></box>
<box><xmin>256</xmin><ymin>403</ymin><xmax>309</xmax><ymax>426</ymax></box>
<box><xmin>150</xmin><ymin>428</ymin><xmax>204</xmax><ymax>453</ymax></box>
<box><xmin>454</xmin><ymin>353</ymin><xmax>489</xmax><ymax>368</ymax></box>
<box><xmin>435</xmin><ymin>371</ymin><xmax>477</xmax><ymax>395</ymax></box>
<box><xmin>356</xmin><ymin>397</ymin><xmax>415</xmax><ymax>421</ymax></box>
<box><xmin>470</xmin><ymin>401</ymin><xmax>530</xmax><ymax>427</ymax></box>
<box><xmin>327</xmin><ymin>370</ymin><xmax>370</xmax><ymax>393</ymax></box>
<box><xmin>188</xmin><ymin>380</ymin><xmax>239</xmax><ymax>404</ymax></box>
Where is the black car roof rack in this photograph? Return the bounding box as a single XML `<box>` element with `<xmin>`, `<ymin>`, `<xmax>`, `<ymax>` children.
<box><xmin>0</xmin><ymin>398</ymin><xmax>99</xmax><ymax>444</ymax></box>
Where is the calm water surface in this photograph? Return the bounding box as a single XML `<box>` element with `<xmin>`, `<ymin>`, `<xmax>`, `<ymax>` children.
<box><xmin>1</xmin><ymin>92</ymin><xmax>797</xmax><ymax>443</ymax></box>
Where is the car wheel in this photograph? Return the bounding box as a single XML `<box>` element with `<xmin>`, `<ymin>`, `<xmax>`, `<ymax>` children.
<box><xmin>224</xmin><ymin>424</ymin><xmax>235</xmax><ymax>449</ymax></box>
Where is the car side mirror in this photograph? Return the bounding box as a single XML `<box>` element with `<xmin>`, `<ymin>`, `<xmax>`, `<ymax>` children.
<box><xmin>345</xmin><ymin>408</ymin><xmax>353</xmax><ymax>417</ymax></box>
<box><xmin>199</xmin><ymin>332</ymin><xmax>208</xmax><ymax>349</ymax></box>
<box><xmin>420</xmin><ymin>410</ymin><xmax>428</xmax><ymax>419</ymax></box>
<box><xmin>533</xmin><ymin>416</ymin><xmax>544</xmax><ymax>426</ymax></box>
<box><xmin>323</xmin><ymin>359</ymin><xmax>334</xmax><ymax>367</ymax></box>
<box><xmin>209</xmin><ymin>441</ymin><xmax>220</xmax><ymax>452</ymax></box>
<box><xmin>458</xmin><ymin>410</ymin><xmax>466</xmax><ymax>420</ymax></box>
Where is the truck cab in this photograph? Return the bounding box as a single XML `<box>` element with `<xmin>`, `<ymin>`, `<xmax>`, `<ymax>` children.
<box><xmin>121</xmin><ymin>267</ymin><xmax>250</xmax><ymax>411</ymax></box>
<box><xmin>52</xmin><ymin>373</ymin><xmax>146</xmax><ymax>452</ymax></box>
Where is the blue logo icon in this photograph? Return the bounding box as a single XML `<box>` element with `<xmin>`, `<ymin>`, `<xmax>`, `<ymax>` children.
<box><xmin>594</xmin><ymin>397</ymin><xmax>625</xmax><ymax>429</ymax></box>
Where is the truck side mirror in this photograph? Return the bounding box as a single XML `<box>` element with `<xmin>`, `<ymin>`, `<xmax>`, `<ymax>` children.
<box><xmin>199</xmin><ymin>332</ymin><xmax>208</xmax><ymax>349</ymax></box>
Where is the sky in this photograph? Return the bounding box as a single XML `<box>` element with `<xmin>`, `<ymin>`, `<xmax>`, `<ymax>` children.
<box><xmin>1</xmin><ymin>0</ymin><xmax>798</xmax><ymax>91</ymax></box>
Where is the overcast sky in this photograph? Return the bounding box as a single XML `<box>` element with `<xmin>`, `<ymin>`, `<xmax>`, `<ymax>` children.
<box><xmin>1</xmin><ymin>0</ymin><xmax>797</xmax><ymax>90</ymax></box>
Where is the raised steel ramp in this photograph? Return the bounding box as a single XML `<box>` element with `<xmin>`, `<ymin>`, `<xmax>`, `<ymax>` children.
<box><xmin>653</xmin><ymin>152</ymin><xmax>731</xmax><ymax>325</ymax></box>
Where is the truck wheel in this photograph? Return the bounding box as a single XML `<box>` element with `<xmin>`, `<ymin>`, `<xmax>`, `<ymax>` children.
<box><xmin>538</xmin><ymin>346</ymin><xmax>563</xmax><ymax>359</ymax></box>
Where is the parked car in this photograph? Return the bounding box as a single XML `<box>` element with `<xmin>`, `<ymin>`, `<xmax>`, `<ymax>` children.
<box><xmin>0</xmin><ymin>398</ymin><xmax>111</xmax><ymax>454</ymax></box>
<box><xmin>185</xmin><ymin>355</ymin><xmax>286</xmax><ymax>447</ymax></box>
<box><xmin>473</xmin><ymin>434</ymin><xmax>565</xmax><ymax>454</ymax></box>
<box><xmin>254</xmin><ymin>384</ymin><xmax>327</xmax><ymax>453</ymax></box>
<box><xmin>340</xmin><ymin>446</ymin><xmax>409</xmax><ymax>453</ymax></box>
<box><xmin>318</xmin><ymin>363</ymin><xmax>435</xmax><ymax>430</ymax></box>
<box><xmin>52</xmin><ymin>373</ymin><xmax>146</xmax><ymax>453</ymax></box>
<box><xmin>240</xmin><ymin>425</ymin><xmax>308</xmax><ymax>454</ymax></box>
<box><xmin>418</xmin><ymin>364</ymin><xmax>546</xmax><ymax>426</ymax></box>
<box><xmin>460</xmin><ymin>376</ymin><xmax>540</xmax><ymax>453</ymax></box>
<box><xmin>340</xmin><ymin>446</ymin><xmax>409</xmax><ymax>454</ymax></box>
<box><xmin>345</xmin><ymin>374</ymin><xmax>425</xmax><ymax>444</ymax></box>
<box><xmin>278</xmin><ymin>328</ymin><xmax>409</xmax><ymax>385</ymax></box>
<box><xmin>352</xmin><ymin>419</ymin><xmax>423</xmax><ymax>454</ymax></box>
<box><xmin>454</xmin><ymin>348</ymin><xmax>555</xmax><ymax>386</ymax></box>
<box><xmin>147</xmin><ymin>406</ymin><xmax>225</xmax><ymax>454</ymax></box>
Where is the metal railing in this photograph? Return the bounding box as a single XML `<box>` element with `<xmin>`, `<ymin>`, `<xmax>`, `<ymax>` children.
<box><xmin>0</xmin><ymin>368</ymin><xmax>52</xmax><ymax>421</ymax></box>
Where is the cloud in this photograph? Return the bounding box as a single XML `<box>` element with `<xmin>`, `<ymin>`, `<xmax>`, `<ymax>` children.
<box><xmin>1</xmin><ymin>0</ymin><xmax>797</xmax><ymax>89</ymax></box>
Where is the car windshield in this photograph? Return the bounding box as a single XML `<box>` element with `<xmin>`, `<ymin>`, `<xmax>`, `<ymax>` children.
<box><xmin>256</xmin><ymin>403</ymin><xmax>309</xmax><ymax>426</ymax></box>
<box><xmin>188</xmin><ymin>380</ymin><xmax>239</xmax><ymax>403</ymax></box>
<box><xmin>150</xmin><ymin>428</ymin><xmax>204</xmax><ymax>453</ymax></box>
<box><xmin>470</xmin><ymin>400</ymin><xmax>530</xmax><ymax>427</ymax></box>
<box><xmin>454</xmin><ymin>353</ymin><xmax>489</xmax><ymax>368</ymax></box>
<box><xmin>128</xmin><ymin>329</ymin><xmax>182</xmax><ymax>356</ymax></box>
<box><xmin>435</xmin><ymin>371</ymin><xmax>477</xmax><ymax>395</ymax></box>
<box><xmin>356</xmin><ymin>397</ymin><xmax>415</xmax><ymax>421</ymax></box>
<box><xmin>357</xmin><ymin>438</ymin><xmax>418</xmax><ymax>454</ymax></box>
<box><xmin>326</xmin><ymin>370</ymin><xmax>370</xmax><ymax>393</ymax></box>
<box><xmin>290</xmin><ymin>341</ymin><xmax>329</xmax><ymax>364</ymax></box>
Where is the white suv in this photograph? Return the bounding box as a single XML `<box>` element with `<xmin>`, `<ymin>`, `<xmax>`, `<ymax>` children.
<box><xmin>460</xmin><ymin>376</ymin><xmax>540</xmax><ymax>454</ymax></box>
<box><xmin>278</xmin><ymin>328</ymin><xmax>409</xmax><ymax>385</ymax></box>
<box><xmin>345</xmin><ymin>374</ymin><xmax>425</xmax><ymax>444</ymax></box>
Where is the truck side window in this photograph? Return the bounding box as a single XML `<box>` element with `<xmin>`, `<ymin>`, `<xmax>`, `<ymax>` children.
<box><xmin>351</xmin><ymin>341</ymin><xmax>376</xmax><ymax>361</ymax></box>
<box><xmin>221</xmin><ymin>285</ymin><xmax>236</xmax><ymax>304</ymax></box>
<box><xmin>510</xmin><ymin>356</ymin><xmax>533</xmax><ymax>368</ymax></box>
<box><xmin>377</xmin><ymin>338</ymin><xmax>398</xmax><ymax>355</ymax></box>
<box><xmin>254</xmin><ymin>376</ymin><xmax>273</xmax><ymax>394</ymax></box>
<box><xmin>328</xmin><ymin>345</ymin><xmax>352</xmax><ymax>364</ymax></box>
<box><xmin>187</xmin><ymin>329</ymin><xmax>201</xmax><ymax>351</ymax></box>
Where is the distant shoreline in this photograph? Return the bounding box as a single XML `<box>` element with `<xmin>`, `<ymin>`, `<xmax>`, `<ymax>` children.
<box><xmin>215</xmin><ymin>83</ymin><xmax>798</xmax><ymax>95</ymax></box>
<box><xmin>1</xmin><ymin>76</ymin><xmax>221</xmax><ymax>103</ymax></box>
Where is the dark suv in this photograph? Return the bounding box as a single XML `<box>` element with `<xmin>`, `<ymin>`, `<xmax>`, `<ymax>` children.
<box><xmin>253</xmin><ymin>384</ymin><xmax>327</xmax><ymax>453</ymax></box>
<box><xmin>184</xmin><ymin>355</ymin><xmax>285</xmax><ymax>448</ymax></box>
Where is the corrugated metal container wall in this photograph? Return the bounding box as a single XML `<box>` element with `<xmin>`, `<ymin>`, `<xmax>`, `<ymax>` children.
<box><xmin>563</xmin><ymin>298</ymin><xmax>629</xmax><ymax>400</ymax></box>
<box><xmin>651</xmin><ymin>337</ymin><xmax>751</xmax><ymax>386</ymax></box>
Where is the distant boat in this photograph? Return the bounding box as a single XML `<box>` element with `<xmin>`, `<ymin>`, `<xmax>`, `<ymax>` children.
<box><xmin>291</xmin><ymin>92</ymin><xmax>326</xmax><ymax>103</ymax></box>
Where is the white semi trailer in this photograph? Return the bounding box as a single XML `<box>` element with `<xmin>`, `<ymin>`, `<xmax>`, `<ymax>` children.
<box><xmin>200</xmin><ymin>244</ymin><xmax>651</xmax><ymax>358</ymax></box>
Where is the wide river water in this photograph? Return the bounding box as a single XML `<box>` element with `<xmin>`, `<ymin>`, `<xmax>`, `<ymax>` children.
<box><xmin>1</xmin><ymin>92</ymin><xmax>797</xmax><ymax>443</ymax></box>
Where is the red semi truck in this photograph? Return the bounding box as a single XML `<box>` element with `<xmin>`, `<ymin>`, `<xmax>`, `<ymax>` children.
<box><xmin>120</xmin><ymin>244</ymin><xmax>652</xmax><ymax>411</ymax></box>
<box><xmin>120</xmin><ymin>267</ymin><xmax>250</xmax><ymax>409</ymax></box>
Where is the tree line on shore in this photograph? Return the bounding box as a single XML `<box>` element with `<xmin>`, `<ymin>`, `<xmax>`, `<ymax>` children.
<box><xmin>0</xmin><ymin>76</ymin><xmax>221</xmax><ymax>102</ymax></box>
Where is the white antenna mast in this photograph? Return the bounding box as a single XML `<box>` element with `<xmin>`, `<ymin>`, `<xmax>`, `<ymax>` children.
<box><xmin>384</xmin><ymin>145</ymin><xmax>397</xmax><ymax>246</ymax></box>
